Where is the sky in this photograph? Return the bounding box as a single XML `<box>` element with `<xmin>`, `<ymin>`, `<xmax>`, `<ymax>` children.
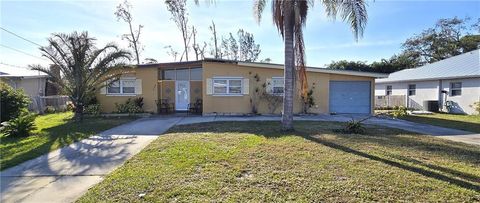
<box><xmin>1</xmin><ymin>0</ymin><xmax>479</xmax><ymax>70</ymax></box>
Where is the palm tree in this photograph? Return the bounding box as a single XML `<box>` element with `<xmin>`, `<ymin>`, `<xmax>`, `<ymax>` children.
<box><xmin>31</xmin><ymin>31</ymin><xmax>131</xmax><ymax>121</ymax></box>
<box><xmin>253</xmin><ymin>0</ymin><xmax>368</xmax><ymax>130</ymax></box>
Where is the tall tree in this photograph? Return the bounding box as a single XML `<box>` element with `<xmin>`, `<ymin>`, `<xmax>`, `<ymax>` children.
<box><xmin>209</xmin><ymin>20</ymin><xmax>220</xmax><ymax>58</ymax></box>
<box><xmin>31</xmin><ymin>31</ymin><xmax>131</xmax><ymax>120</ymax></box>
<box><xmin>221</xmin><ymin>33</ymin><xmax>239</xmax><ymax>60</ymax></box>
<box><xmin>254</xmin><ymin>0</ymin><xmax>368</xmax><ymax>130</ymax></box>
<box><xmin>402</xmin><ymin>17</ymin><xmax>480</xmax><ymax>66</ymax></box>
<box><xmin>166</xmin><ymin>0</ymin><xmax>191</xmax><ymax>61</ymax></box>
<box><xmin>191</xmin><ymin>25</ymin><xmax>207</xmax><ymax>60</ymax></box>
<box><xmin>115</xmin><ymin>0</ymin><xmax>143</xmax><ymax>64</ymax></box>
<box><xmin>238</xmin><ymin>29</ymin><xmax>261</xmax><ymax>62</ymax></box>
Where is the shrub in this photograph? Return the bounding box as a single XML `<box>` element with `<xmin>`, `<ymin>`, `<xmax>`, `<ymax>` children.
<box><xmin>85</xmin><ymin>104</ymin><xmax>101</xmax><ymax>116</ymax></box>
<box><xmin>0</xmin><ymin>111</ymin><xmax>37</xmax><ymax>137</ymax></box>
<box><xmin>470</xmin><ymin>101</ymin><xmax>480</xmax><ymax>114</ymax></box>
<box><xmin>344</xmin><ymin>119</ymin><xmax>366</xmax><ymax>134</ymax></box>
<box><xmin>44</xmin><ymin>106</ymin><xmax>56</xmax><ymax>114</ymax></box>
<box><xmin>0</xmin><ymin>81</ymin><xmax>31</xmax><ymax>122</ymax></box>
<box><xmin>392</xmin><ymin>106</ymin><xmax>408</xmax><ymax>118</ymax></box>
<box><xmin>114</xmin><ymin>97</ymin><xmax>144</xmax><ymax>114</ymax></box>
<box><xmin>66</xmin><ymin>102</ymin><xmax>75</xmax><ymax>112</ymax></box>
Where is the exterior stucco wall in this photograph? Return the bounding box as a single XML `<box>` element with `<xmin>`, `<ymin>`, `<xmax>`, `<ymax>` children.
<box><xmin>202</xmin><ymin>62</ymin><xmax>375</xmax><ymax>115</ymax></box>
<box><xmin>441</xmin><ymin>78</ymin><xmax>480</xmax><ymax>114</ymax></box>
<box><xmin>96</xmin><ymin>67</ymin><xmax>158</xmax><ymax>113</ymax></box>
<box><xmin>375</xmin><ymin>77</ymin><xmax>480</xmax><ymax>114</ymax></box>
<box><xmin>375</xmin><ymin>80</ymin><xmax>440</xmax><ymax>110</ymax></box>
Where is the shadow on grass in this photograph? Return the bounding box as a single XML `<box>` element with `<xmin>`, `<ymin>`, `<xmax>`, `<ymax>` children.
<box><xmin>170</xmin><ymin>121</ymin><xmax>480</xmax><ymax>192</ymax></box>
<box><xmin>0</xmin><ymin>117</ymin><xmax>131</xmax><ymax>170</ymax></box>
<box><xmin>402</xmin><ymin>115</ymin><xmax>480</xmax><ymax>133</ymax></box>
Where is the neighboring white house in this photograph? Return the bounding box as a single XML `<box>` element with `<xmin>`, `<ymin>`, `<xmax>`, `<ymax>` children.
<box><xmin>375</xmin><ymin>49</ymin><xmax>480</xmax><ymax>115</ymax></box>
<box><xmin>0</xmin><ymin>66</ymin><xmax>48</xmax><ymax>98</ymax></box>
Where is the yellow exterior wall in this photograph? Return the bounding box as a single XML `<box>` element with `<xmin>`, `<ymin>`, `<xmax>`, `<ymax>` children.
<box><xmin>158</xmin><ymin>80</ymin><xmax>175</xmax><ymax>104</ymax></box>
<box><xmin>96</xmin><ymin>67</ymin><xmax>158</xmax><ymax>113</ymax></box>
<box><xmin>190</xmin><ymin>81</ymin><xmax>203</xmax><ymax>103</ymax></box>
<box><xmin>202</xmin><ymin>62</ymin><xmax>374</xmax><ymax>115</ymax></box>
<box><xmin>96</xmin><ymin>62</ymin><xmax>375</xmax><ymax>115</ymax></box>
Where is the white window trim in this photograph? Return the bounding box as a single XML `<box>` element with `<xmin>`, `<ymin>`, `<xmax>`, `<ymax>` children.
<box><xmin>107</xmin><ymin>78</ymin><xmax>137</xmax><ymax>95</ymax></box>
<box><xmin>450</xmin><ymin>82</ymin><xmax>462</xmax><ymax>97</ymax></box>
<box><xmin>407</xmin><ymin>84</ymin><xmax>416</xmax><ymax>96</ymax></box>
<box><xmin>271</xmin><ymin>77</ymin><xmax>284</xmax><ymax>96</ymax></box>
<box><xmin>385</xmin><ymin>85</ymin><xmax>392</xmax><ymax>96</ymax></box>
<box><xmin>212</xmin><ymin>77</ymin><xmax>243</xmax><ymax>96</ymax></box>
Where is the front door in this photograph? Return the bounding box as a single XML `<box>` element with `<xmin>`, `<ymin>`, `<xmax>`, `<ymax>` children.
<box><xmin>175</xmin><ymin>81</ymin><xmax>190</xmax><ymax>111</ymax></box>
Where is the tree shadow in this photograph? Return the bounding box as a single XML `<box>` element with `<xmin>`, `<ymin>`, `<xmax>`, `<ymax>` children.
<box><xmin>170</xmin><ymin>121</ymin><xmax>480</xmax><ymax>192</ymax></box>
<box><xmin>402</xmin><ymin>115</ymin><xmax>480</xmax><ymax>133</ymax></box>
<box><xmin>1</xmin><ymin>117</ymin><xmax>132</xmax><ymax>170</ymax></box>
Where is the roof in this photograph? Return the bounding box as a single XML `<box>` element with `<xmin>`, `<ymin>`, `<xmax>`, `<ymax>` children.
<box><xmin>377</xmin><ymin>49</ymin><xmax>480</xmax><ymax>83</ymax></box>
<box><xmin>137</xmin><ymin>58</ymin><xmax>388</xmax><ymax>78</ymax></box>
<box><xmin>0</xmin><ymin>66</ymin><xmax>48</xmax><ymax>78</ymax></box>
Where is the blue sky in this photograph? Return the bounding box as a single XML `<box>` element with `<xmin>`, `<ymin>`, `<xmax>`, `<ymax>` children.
<box><xmin>1</xmin><ymin>0</ymin><xmax>479</xmax><ymax>69</ymax></box>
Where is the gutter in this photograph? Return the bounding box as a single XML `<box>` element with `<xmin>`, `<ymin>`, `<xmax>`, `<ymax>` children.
<box><xmin>376</xmin><ymin>75</ymin><xmax>480</xmax><ymax>84</ymax></box>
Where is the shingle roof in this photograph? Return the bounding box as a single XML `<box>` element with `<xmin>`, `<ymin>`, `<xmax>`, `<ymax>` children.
<box><xmin>376</xmin><ymin>49</ymin><xmax>480</xmax><ymax>83</ymax></box>
<box><xmin>0</xmin><ymin>66</ymin><xmax>48</xmax><ymax>78</ymax></box>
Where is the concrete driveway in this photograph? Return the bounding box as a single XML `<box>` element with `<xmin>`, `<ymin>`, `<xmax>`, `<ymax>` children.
<box><xmin>1</xmin><ymin>114</ymin><xmax>478</xmax><ymax>203</ymax></box>
<box><xmin>0</xmin><ymin>117</ymin><xmax>182</xmax><ymax>203</ymax></box>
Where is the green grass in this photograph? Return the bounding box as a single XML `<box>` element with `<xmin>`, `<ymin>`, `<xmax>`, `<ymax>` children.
<box><xmin>79</xmin><ymin>121</ymin><xmax>480</xmax><ymax>202</ymax></box>
<box><xmin>0</xmin><ymin>112</ymin><xmax>135</xmax><ymax>170</ymax></box>
<box><xmin>402</xmin><ymin>113</ymin><xmax>480</xmax><ymax>133</ymax></box>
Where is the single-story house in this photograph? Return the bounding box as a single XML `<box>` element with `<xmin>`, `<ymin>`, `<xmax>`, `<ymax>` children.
<box><xmin>96</xmin><ymin>59</ymin><xmax>386</xmax><ymax>115</ymax></box>
<box><xmin>0</xmin><ymin>66</ymin><xmax>48</xmax><ymax>98</ymax></box>
<box><xmin>375</xmin><ymin>49</ymin><xmax>480</xmax><ymax>115</ymax></box>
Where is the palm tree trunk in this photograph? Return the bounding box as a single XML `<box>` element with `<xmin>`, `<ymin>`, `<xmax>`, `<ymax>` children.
<box><xmin>282</xmin><ymin>4</ymin><xmax>294</xmax><ymax>131</ymax></box>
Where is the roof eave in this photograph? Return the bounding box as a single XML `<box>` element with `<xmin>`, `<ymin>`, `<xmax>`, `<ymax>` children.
<box><xmin>375</xmin><ymin>75</ymin><xmax>480</xmax><ymax>83</ymax></box>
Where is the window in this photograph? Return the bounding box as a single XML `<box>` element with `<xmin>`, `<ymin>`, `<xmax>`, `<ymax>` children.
<box><xmin>190</xmin><ymin>68</ymin><xmax>202</xmax><ymax>80</ymax></box>
<box><xmin>272</xmin><ymin>77</ymin><xmax>284</xmax><ymax>95</ymax></box>
<box><xmin>161</xmin><ymin>68</ymin><xmax>202</xmax><ymax>81</ymax></box>
<box><xmin>408</xmin><ymin>84</ymin><xmax>416</xmax><ymax>96</ymax></box>
<box><xmin>213</xmin><ymin>78</ymin><xmax>243</xmax><ymax>95</ymax></box>
<box><xmin>386</xmin><ymin>85</ymin><xmax>392</xmax><ymax>95</ymax></box>
<box><xmin>176</xmin><ymin>68</ymin><xmax>189</xmax><ymax>80</ymax></box>
<box><xmin>161</xmin><ymin>69</ymin><xmax>175</xmax><ymax>80</ymax></box>
<box><xmin>107</xmin><ymin>80</ymin><xmax>120</xmax><ymax>93</ymax></box>
<box><xmin>450</xmin><ymin>82</ymin><xmax>462</xmax><ymax>96</ymax></box>
<box><xmin>107</xmin><ymin>79</ymin><xmax>136</xmax><ymax>94</ymax></box>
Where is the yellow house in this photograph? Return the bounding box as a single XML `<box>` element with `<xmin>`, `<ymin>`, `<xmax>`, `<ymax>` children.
<box><xmin>96</xmin><ymin>59</ymin><xmax>387</xmax><ymax>115</ymax></box>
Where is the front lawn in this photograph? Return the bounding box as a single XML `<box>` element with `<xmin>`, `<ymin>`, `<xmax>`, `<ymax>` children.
<box><xmin>0</xmin><ymin>112</ymin><xmax>135</xmax><ymax>170</ymax></box>
<box><xmin>402</xmin><ymin>113</ymin><xmax>480</xmax><ymax>133</ymax></box>
<box><xmin>79</xmin><ymin>121</ymin><xmax>480</xmax><ymax>202</ymax></box>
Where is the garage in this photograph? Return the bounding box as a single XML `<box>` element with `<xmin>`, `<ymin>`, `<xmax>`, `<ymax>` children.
<box><xmin>329</xmin><ymin>81</ymin><xmax>371</xmax><ymax>114</ymax></box>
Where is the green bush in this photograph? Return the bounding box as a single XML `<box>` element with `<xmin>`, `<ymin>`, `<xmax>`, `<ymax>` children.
<box><xmin>85</xmin><ymin>104</ymin><xmax>101</xmax><ymax>116</ymax></box>
<box><xmin>344</xmin><ymin>119</ymin><xmax>366</xmax><ymax>134</ymax></box>
<box><xmin>114</xmin><ymin>97</ymin><xmax>144</xmax><ymax>114</ymax></box>
<box><xmin>470</xmin><ymin>101</ymin><xmax>480</xmax><ymax>114</ymax></box>
<box><xmin>44</xmin><ymin>106</ymin><xmax>56</xmax><ymax>114</ymax></box>
<box><xmin>392</xmin><ymin>106</ymin><xmax>408</xmax><ymax>118</ymax></box>
<box><xmin>0</xmin><ymin>111</ymin><xmax>37</xmax><ymax>137</ymax></box>
<box><xmin>0</xmin><ymin>81</ymin><xmax>31</xmax><ymax>122</ymax></box>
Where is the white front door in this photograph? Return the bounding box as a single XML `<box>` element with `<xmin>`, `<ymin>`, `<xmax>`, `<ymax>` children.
<box><xmin>175</xmin><ymin>81</ymin><xmax>190</xmax><ymax>111</ymax></box>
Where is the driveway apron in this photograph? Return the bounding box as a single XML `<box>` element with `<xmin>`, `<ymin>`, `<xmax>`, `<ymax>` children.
<box><xmin>0</xmin><ymin>117</ymin><xmax>182</xmax><ymax>203</ymax></box>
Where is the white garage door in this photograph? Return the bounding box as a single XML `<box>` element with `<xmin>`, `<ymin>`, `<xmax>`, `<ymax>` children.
<box><xmin>329</xmin><ymin>81</ymin><xmax>371</xmax><ymax>114</ymax></box>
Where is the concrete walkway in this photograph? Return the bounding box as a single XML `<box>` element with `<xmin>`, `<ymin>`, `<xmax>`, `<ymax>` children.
<box><xmin>1</xmin><ymin>114</ymin><xmax>478</xmax><ymax>203</ymax></box>
<box><xmin>0</xmin><ymin>117</ymin><xmax>182</xmax><ymax>203</ymax></box>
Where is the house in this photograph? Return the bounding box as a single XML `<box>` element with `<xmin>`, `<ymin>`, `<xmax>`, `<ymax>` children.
<box><xmin>0</xmin><ymin>66</ymin><xmax>48</xmax><ymax>98</ymax></box>
<box><xmin>96</xmin><ymin>59</ymin><xmax>386</xmax><ymax>115</ymax></box>
<box><xmin>375</xmin><ymin>49</ymin><xmax>480</xmax><ymax>115</ymax></box>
